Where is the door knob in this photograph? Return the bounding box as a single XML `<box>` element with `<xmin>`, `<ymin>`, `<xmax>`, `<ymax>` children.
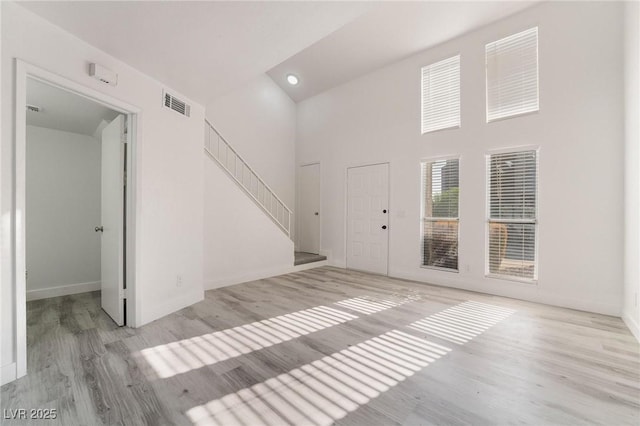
<box><xmin>95</xmin><ymin>226</ymin><xmax>104</xmax><ymax>232</ymax></box>
<box><xmin>383</xmin><ymin>209</ymin><xmax>387</xmax><ymax>213</ymax></box>
<box><xmin>314</xmin><ymin>212</ymin><xmax>319</xmax><ymax>216</ymax></box>
<box><xmin>382</xmin><ymin>225</ymin><xmax>387</xmax><ymax>230</ymax></box>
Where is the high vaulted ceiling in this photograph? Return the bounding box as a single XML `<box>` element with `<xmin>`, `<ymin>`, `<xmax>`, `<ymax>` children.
<box><xmin>19</xmin><ymin>1</ymin><xmax>374</xmax><ymax>105</ymax></box>
<box><xmin>268</xmin><ymin>1</ymin><xmax>539</xmax><ymax>102</ymax></box>
<box><xmin>20</xmin><ymin>1</ymin><xmax>539</xmax><ymax>105</ymax></box>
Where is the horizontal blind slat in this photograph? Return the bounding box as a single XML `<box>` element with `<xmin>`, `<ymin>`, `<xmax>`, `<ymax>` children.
<box><xmin>486</xmin><ymin>27</ymin><xmax>538</xmax><ymax>122</ymax></box>
<box><xmin>422</xmin><ymin>55</ymin><xmax>461</xmax><ymax>134</ymax></box>
<box><xmin>487</xmin><ymin>150</ymin><xmax>538</xmax><ymax>280</ymax></box>
<box><xmin>422</xmin><ymin>159</ymin><xmax>460</xmax><ymax>270</ymax></box>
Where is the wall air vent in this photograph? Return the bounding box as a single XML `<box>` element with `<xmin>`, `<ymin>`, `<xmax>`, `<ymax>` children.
<box><xmin>163</xmin><ymin>91</ymin><xmax>191</xmax><ymax>117</ymax></box>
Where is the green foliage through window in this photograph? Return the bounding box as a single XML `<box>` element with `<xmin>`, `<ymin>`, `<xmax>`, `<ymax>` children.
<box><xmin>432</xmin><ymin>187</ymin><xmax>459</xmax><ymax>218</ymax></box>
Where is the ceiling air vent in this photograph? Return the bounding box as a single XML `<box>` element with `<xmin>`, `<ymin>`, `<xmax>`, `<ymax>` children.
<box><xmin>163</xmin><ymin>91</ymin><xmax>191</xmax><ymax>117</ymax></box>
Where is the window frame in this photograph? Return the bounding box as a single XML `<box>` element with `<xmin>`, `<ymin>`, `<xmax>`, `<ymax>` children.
<box><xmin>421</xmin><ymin>54</ymin><xmax>461</xmax><ymax>135</ymax></box>
<box><xmin>485</xmin><ymin>146</ymin><xmax>539</xmax><ymax>283</ymax></box>
<box><xmin>420</xmin><ymin>155</ymin><xmax>461</xmax><ymax>273</ymax></box>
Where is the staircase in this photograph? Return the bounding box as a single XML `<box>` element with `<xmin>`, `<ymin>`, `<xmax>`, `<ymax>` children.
<box><xmin>204</xmin><ymin>119</ymin><xmax>292</xmax><ymax>237</ymax></box>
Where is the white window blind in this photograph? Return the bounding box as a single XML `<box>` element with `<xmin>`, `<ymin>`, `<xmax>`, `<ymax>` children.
<box><xmin>421</xmin><ymin>55</ymin><xmax>460</xmax><ymax>134</ymax></box>
<box><xmin>487</xmin><ymin>150</ymin><xmax>538</xmax><ymax>281</ymax></box>
<box><xmin>421</xmin><ymin>158</ymin><xmax>459</xmax><ymax>271</ymax></box>
<box><xmin>486</xmin><ymin>27</ymin><xmax>538</xmax><ymax>122</ymax></box>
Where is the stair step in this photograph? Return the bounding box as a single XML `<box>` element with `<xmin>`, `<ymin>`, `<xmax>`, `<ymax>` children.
<box><xmin>294</xmin><ymin>251</ymin><xmax>327</xmax><ymax>266</ymax></box>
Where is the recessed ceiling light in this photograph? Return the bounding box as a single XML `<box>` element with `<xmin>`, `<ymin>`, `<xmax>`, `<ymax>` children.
<box><xmin>286</xmin><ymin>74</ymin><xmax>299</xmax><ymax>86</ymax></box>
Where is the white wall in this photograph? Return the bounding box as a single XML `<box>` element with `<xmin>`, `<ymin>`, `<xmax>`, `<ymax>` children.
<box><xmin>297</xmin><ymin>1</ymin><xmax>625</xmax><ymax>316</ymax></box>
<box><xmin>206</xmin><ymin>74</ymin><xmax>296</xmax><ymax>209</ymax></box>
<box><xmin>2</xmin><ymin>2</ymin><xmax>205</xmax><ymax>382</ymax></box>
<box><xmin>624</xmin><ymin>0</ymin><xmax>640</xmax><ymax>340</ymax></box>
<box><xmin>203</xmin><ymin>74</ymin><xmax>296</xmax><ymax>288</ymax></box>
<box><xmin>26</xmin><ymin>126</ymin><xmax>101</xmax><ymax>298</ymax></box>
<box><xmin>204</xmin><ymin>157</ymin><xmax>294</xmax><ymax>290</ymax></box>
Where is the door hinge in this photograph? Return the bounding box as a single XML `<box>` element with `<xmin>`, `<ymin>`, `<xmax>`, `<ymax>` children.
<box><xmin>120</xmin><ymin>288</ymin><xmax>128</xmax><ymax>299</ymax></box>
<box><xmin>123</xmin><ymin>171</ymin><xmax>127</xmax><ymax>187</ymax></box>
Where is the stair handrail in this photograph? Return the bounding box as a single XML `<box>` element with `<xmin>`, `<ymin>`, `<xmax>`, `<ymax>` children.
<box><xmin>204</xmin><ymin>119</ymin><xmax>292</xmax><ymax>237</ymax></box>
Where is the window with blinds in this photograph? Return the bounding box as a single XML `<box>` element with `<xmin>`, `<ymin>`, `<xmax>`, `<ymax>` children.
<box><xmin>421</xmin><ymin>158</ymin><xmax>459</xmax><ymax>271</ymax></box>
<box><xmin>421</xmin><ymin>55</ymin><xmax>460</xmax><ymax>134</ymax></box>
<box><xmin>486</xmin><ymin>27</ymin><xmax>538</xmax><ymax>122</ymax></box>
<box><xmin>487</xmin><ymin>150</ymin><xmax>538</xmax><ymax>281</ymax></box>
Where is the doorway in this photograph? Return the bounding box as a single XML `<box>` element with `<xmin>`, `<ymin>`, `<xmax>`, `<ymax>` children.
<box><xmin>25</xmin><ymin>78</ymin><xmax>127</xmax><ymax>326</ymax></box>
<box><xmin>14</xmin><ymin>60</ymin><xmax>139</xmax><ymax>379</ymax></box>
<box><xmin>297</xmin><ymin>162</ymin><xmax>321</xmax><ymax>254</ymax></box>
<box><xmin>346</xmin><ymin>163</ymin><xmax>390</xmax><ymax>275</ymax></box>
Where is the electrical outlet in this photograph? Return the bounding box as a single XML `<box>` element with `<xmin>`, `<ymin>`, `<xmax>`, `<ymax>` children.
<box><xmin>176</xmin><ymin>274</ymin><xmax>183</xmax><ymax>287</ymax></box>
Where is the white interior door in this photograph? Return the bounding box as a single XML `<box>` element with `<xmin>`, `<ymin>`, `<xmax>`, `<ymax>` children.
<box><xmin>100</xmin><ymin>115</ymin><xmax>125</xmax><ymax>326</ymax></box>
<box><xmin>347</xmin><ymin>163</ymin><xmax>389</xmax><ymax>275</ymax></box>
<box><xmin>298</xmin><ymin>163</ymin><xmax>321</xmax><ymax>254</ymax></box>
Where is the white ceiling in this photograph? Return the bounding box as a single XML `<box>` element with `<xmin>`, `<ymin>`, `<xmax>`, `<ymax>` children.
<box><xmin>27</xmin><ymin>78</ymin><xmax>119</xmax><ymax>136</ymax></box>
<box><xmin>268</xmin><ymin>1</ymin><xmax>539</xmax><ymax>102</ymax></box>
<box><xmin>19</xmin><ymin>1</ymin><xmax>374</xmax><ymax>105</ymax></box>
<box><xmin>20</xmin><ymin>1</ymin><xmax>540</xmax><ymax>106</ymax></box>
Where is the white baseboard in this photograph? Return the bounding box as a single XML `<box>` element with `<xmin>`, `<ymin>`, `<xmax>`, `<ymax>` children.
<box><xmin>206</xmin><ymin>265</ymin><xmax>292</xmax><ymax>290</ymax></box>
<box><xmin>389</xmin><ymin>269</ymin><xmax>621</xmax><ymax>317</ymax></box>
<box><xmin>206</xmin><ymin>261</ymin><xmax>329</xmax><ymax>290</ymax></box>
<box><xmin>139</xmin><ymin>289</ymin><xmax>203</xmax><ymax>327</ymax></box>
<box><xmin>623</xmin><ymin>312</ymin><xmax>640</xmax><ymax>342</ymax></box>
<box><xmin>26</xmin><ymin>281</ymin><xmax>101</xmax><ymax>301</ymax></box>
<box><xmin>1</xmin><ymin>362</ymin><xmax>17</xmax><ymax>386</ymax></box>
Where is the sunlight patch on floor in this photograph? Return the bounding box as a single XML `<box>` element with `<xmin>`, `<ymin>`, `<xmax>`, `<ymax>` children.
<box><xmin>408</xmin><ymin>300</ymin><xmax>515</xmax><ymax>344</ymax></box>
<box><xmin>186</xmin><ymin>300</ymin><xmax>514</xmax><ymax>426</ymax></box>
<box><xmin>334</xmin><ymin>294</ymin><xmax>420</xmax><ymax>315</ymax></box>
<box><xmin>138</xmin><ymin>305</ymin><xmax>358</xmax><ymax>379</ymax></box>
<box><xmin>186</xmin><ymin>330</ymin><xmax>449</xmax><ymax>426</ymax></box>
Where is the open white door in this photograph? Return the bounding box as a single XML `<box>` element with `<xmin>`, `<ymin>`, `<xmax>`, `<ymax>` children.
<box><xmin>347</xmin><ymin>163</ymin><xmax>389</xmax><ymax>275</ymax></box>
<box><xmin>99</xmin><ymin>115</ymin><xmax>125</xmax><ymax>326</ymax></box>
<box><xmin>298</xmin><ymin>163</ymin><xmax>321</xmax><ymax>254</ymax></box>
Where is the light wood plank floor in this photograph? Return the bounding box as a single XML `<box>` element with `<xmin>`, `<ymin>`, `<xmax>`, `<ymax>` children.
<box><xmin>1</xmin><ymin>266</ymin><xmax>639</xmax><ymax>425</ymax></box>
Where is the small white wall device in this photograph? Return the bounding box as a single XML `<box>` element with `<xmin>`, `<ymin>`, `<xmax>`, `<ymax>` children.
<box><xmin>89</xmin><ymin>63</ymin><xmax>118</xmax><ymax>87</ymax></box>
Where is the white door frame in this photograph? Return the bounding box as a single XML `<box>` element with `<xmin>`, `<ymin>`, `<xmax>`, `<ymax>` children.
<box><xmin>297</xmin><ymin>161</ymin><xmax>322</xmax><ymax>254</ymax></box>
<box><xmin>14</xmin><ymin>59</ymin><xmax>140</xmax><ymax>379</ymax></box>
<box><xmin>344</xmin><ymin>161</ymin><xmax>391</xmax><ymax>275</ymax></box>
